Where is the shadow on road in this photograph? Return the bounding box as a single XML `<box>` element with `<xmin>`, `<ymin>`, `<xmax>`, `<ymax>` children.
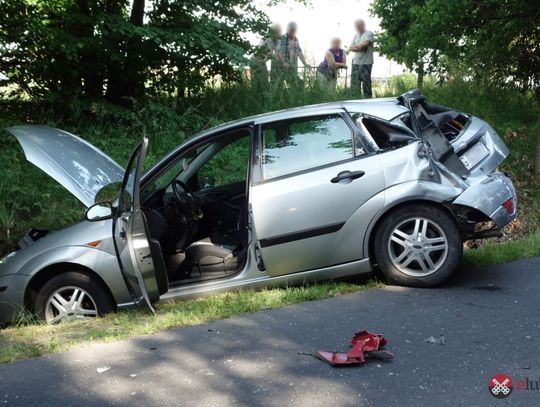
<box><xmin>1</xmin><ymin>257</ymin><xmax>539</xmax><ymax>406</ymax></box>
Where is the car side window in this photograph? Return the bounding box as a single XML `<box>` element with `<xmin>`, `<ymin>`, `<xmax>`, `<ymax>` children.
<box><xmin>197</xmin><ymin>136</ymin><xmax>250</xmax><ymax>189</ymax></box>
<box><xmin>261</xmin><ymin>115</ymin><xmax>353</xmax><ymax>180</ymax></box>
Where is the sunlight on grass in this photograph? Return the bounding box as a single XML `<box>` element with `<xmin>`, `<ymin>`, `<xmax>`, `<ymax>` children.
<box><xmin>462</xmin><ymin>229</ymin><xmax>540</xmax><ymax>269</ymax></box>
<box><xmin>0</xmin><ymin>280</ymin><xmax>381</xmax><ymax>364</ymax></box>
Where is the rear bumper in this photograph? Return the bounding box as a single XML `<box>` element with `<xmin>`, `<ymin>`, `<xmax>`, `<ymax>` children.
<box><xmin>453</xmin><ymin>172</ymin><xmax>517</xmax><ymax>228</ymax></box>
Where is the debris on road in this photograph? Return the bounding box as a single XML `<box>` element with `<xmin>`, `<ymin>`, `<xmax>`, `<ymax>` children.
<box><xmin>316</xmin><ymin>330</ymin><xmax>393</xmax><ymax>366</ymax></box>
<box><xmin>96</xmin><ymin>366</ymin><xmax>111</xmax><ymax>373</ymax></box>
<box><xmin>424</xmin><ymin>335</ymin><xmax>446</xmax><ymax>345</ymax></box>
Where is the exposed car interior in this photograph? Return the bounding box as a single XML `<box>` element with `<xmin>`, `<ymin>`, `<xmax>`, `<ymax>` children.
<box><xmin>140</xmin><ymin>128</ymin><xmax>252</xmax><ymax>286</ymax></box>
<box><xmin>354</xmin><ymin>114</ymin><xmax>416</xmax><ymax>152</ymax></box>
<box><xmin>412</xmin><ymin>101</ymin><xmax>470</xmax><ymax>141</ymax></box>
<box><xmin>409</xmin><ymin>100</ymin><xmax>471</xmax><ymax>178</ymax></box>
<box><xmin>360</xmin><ymin>116</ymin><xmax>415</xmax><ymax>151</ymax></box>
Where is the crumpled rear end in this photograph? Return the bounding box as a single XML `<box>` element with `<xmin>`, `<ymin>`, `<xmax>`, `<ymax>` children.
<box><xmin>453</xmin><ymin>172</ymin><xmax>517</xmax><ymax>228</ymax></box>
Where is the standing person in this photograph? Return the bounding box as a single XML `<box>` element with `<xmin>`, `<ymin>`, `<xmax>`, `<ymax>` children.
<box><xmin>252</xmin><ymin>24</ymin><xmax>283</xmax><ymax>83</ymax></box>
<box><xmin>350</xmin><ymin>19</ymin><xmax>374</xmax><ymax>98</ymax></box>
<box><xmin>278</xmin><ymin>22</ymin><xmax>310</xmax><ymax>82</ymax></box>
<box><xmin>317</xmin><ymin>37</ymin><xmax>347</xmax><ymax>88</ymax></box>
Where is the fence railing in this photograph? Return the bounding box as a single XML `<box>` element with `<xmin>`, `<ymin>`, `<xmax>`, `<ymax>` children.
<box><xmin>297</xmin><ymin>66</ymin><xmax>351</xmax><ymax>88</ymax></box>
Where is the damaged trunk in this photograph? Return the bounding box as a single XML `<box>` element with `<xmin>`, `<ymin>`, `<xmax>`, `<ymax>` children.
<box><xmin>411</xmin><ymin>101</ymin><xmax>470</xmax><ymax>179</ymax></box>
<box><xmin>399</xmin><ymin>90</ymin><xmax>509</xmax><ymax>179</ymax></box>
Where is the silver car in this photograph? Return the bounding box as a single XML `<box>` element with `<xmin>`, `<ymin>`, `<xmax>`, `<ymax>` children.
<box><xmin>0</xmin><ymin>91</ymin><xmax>517</xmax><ymax>324</ymax></box>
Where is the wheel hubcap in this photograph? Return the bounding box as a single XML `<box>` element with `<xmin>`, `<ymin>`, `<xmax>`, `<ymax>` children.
<box><xmin>44</xmin><ymin>286</ymin><xmax>98</xmax><ymax>323</ymax></box>
<box><xmin>388</xmin><ymin>217</ymin><xmax>449</xmax><ymax>277</ymax></box>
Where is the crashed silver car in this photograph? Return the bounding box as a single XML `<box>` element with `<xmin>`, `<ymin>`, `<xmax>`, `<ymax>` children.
<box><xmin>0</xmin><ymin>91</ymin><xmax>517</xmax><ymax>323</ymax></box>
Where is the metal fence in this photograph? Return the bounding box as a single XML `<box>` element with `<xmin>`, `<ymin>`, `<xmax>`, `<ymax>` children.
<box><xmin>296</xmin><ymin>66</ymin><xmax>352</xmax><ymax>88</ymax></box>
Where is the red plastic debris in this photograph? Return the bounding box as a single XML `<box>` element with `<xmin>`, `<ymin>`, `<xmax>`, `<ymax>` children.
<box><xmin>316</xmin><ymin>330</ymin><xmax>393</xmax><ymax>366</ymax></box>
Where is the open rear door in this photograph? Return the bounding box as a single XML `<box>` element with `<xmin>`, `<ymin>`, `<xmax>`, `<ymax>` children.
<box><xmin>113</xmin><ymin>138</ymin><xmax>168</xmax><ymax>311</ymax></box>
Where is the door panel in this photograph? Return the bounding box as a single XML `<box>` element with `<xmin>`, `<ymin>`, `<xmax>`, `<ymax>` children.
<box><xmin>113</xmin><ymin>138</ymin><xmax>167</xmax><ymax>310</ymax></box>
<box><xmin>250</xmin><ymin>155</ymin><xmax>384</xmax><ymax>276</ymax></box>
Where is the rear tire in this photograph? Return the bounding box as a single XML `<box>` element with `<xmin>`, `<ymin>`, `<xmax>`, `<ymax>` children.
<box><xmin>374</xmin><ymin>204</ymin><xmax>462</xmax><ymax>287</ymax></box>
<box><xmin>34</xmin><ymin>271</ymin><xmax>115</xmax><ymax>323</ymax></box>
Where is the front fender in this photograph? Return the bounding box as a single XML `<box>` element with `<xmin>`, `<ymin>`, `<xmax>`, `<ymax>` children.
<box><xmin>17</xmin><ymin>245</ymin><xmax>131</xmax><ymax>305</ymax></box>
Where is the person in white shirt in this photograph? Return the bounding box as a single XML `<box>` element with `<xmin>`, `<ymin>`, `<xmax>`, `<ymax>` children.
<box><xmin>349</xmin><ymin>19</ymin><xmax>374</xmax><ymax>98</ymax></box>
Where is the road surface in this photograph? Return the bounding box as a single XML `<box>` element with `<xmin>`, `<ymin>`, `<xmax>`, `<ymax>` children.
<box><xmin>1</xmin><ymin>257</ymin><xmax>539</xmax><ymax>406</ymax></box>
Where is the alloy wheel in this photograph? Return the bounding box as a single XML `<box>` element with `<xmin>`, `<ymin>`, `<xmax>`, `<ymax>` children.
<box><xmin>387</xmin><ymin>217</ymin><xmax>449</xmax><ymax>277</ymax></box>
<box><xmin>44</xmin><ymin>286</ymin><xmax>98</xmax><ymax>323</ymax></box>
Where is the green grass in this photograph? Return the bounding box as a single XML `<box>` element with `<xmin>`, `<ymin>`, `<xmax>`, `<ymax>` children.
<box><xmin>0</xmin><ymin>280</ymin><xmax>382</xmax><ymax>364</ymax></box>
<box><xmin>461</xmin><ymin>228</ymin><xmax>540</xmax><ymax>269</ymax></box>
<box><xmin>0</xmin><ymin>77</ymin><xmax>538</xmax><ymax>254</ymax></box>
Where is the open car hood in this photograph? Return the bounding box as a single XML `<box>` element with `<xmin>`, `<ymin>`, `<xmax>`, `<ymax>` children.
<box><xmin>6</xmin><ymin>126</ymin><xmax>124</xmax><ymax>207</ymax></box>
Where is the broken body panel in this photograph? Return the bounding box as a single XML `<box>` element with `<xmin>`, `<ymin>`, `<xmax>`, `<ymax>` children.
<box><xmin>355</xmin><ymin>90</ymin><xmax>516</xmax><ymax>247</ymax></box>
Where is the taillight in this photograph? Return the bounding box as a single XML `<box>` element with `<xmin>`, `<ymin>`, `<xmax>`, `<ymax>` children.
<box><xmin>502</xmin><ymin>198</ymin><xmax>514</xmax><ymax>214</ymax></box>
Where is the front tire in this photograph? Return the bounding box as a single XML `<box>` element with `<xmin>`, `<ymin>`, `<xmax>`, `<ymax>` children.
<box><xmin>34</xmin><ymin>271</ymin><xmax>115</xmax><ymax>323</ymax></box>
<box><xmin>374</xmin><ymin>205</ymin><xmax>462</xmax><ymax>287</ymax></box>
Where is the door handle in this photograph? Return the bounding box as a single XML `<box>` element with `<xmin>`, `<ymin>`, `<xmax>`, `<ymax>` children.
<box><xmin>331</xmin><ymin>170</ymin><xmax>365</xmax><ymax>183</ymax></box>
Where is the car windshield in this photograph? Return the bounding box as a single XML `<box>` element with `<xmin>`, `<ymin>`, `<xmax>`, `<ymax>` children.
<box><xmin>141</xmin><ymin>142</ymin><xmax>210</xmax><ymax>200</ymax></box>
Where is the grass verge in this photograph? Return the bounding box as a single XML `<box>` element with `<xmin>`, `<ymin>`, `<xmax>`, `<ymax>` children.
<box><xmin>1</xmin><ymin>229</ymin><xmax>539</xmax><ymax>364</ymax></box>
<box><xmin>460</xmin><ymin>228</ymin><xmax>540</xmax><ymax>269</ymax></box>
<box><xmin>0</xmin><ymin>280</ymin><xmax>382</xmax><ymax>364</ymax></box>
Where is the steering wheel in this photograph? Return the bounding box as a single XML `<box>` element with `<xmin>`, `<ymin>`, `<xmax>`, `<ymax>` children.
<box><xmin>171</xmin><ymin>180</ymin><xmax>204</xmax><ymax>222</ymax></box>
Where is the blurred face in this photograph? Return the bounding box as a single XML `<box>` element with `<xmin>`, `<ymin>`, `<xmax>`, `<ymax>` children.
<box><xmin>355</xmin><ymin>19</ymin><xmax>366</xmax><ymax>33</ymax></box>
<box><xmin>330</xmin><ymin>38</ymin><xmax>341</xmax><ymax>50</ymax></box>
<box><xmin>287</xmin><ymin>24</ymin><xmax>297</xmax><ymax>37</ymax></box>
<box><xmin>271</xmin><ymin>25</ymin><xmax>282</xmax><ymax>39</ymax></box>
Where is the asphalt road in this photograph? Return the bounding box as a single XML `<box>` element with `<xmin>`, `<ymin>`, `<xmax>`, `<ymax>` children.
<box><xmin>1</xmin><ymin>257</ymin><xmax>540</xmax><ymax>406</ymax></box>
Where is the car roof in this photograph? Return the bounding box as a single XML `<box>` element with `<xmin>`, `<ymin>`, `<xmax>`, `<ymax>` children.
<box><xmin>190</xmin><ymin>97</ymin><xmax>407</xmax><ymax>142</ymax></box>
<box><xmin>145</xmin><ymin>97</ymin><xmax>408</xmax><ymax>178</ymax></box>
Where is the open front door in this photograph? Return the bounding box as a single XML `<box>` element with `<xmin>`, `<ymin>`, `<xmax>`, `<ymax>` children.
<box><xmin>113</xmin><ymin>138</ymin><xmax>167</xmax><ymax>311</ymax></box>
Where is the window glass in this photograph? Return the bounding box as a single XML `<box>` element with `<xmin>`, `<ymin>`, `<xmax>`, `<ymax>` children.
<box><xmin>141</xmin><ymin>143</ymin><xmax>210</xmax><ymax>201</ymax></box>
<box><xmin>197</xmin><ymin>136</ymin><xmax>250</xmax><ymax>189</ymax></box>
<box><xmin>262</xmin><ymin>115</ymin><xmax>353</xmax><ymax>180</ymax></box>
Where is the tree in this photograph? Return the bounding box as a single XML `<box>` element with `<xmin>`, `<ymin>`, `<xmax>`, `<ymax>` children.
<box><xmin>369</xmin><ymin>0</ymin><xmax>447</xmax><ymax>88</ymax></box>
<box><xmin>410</xmin><ymin>0</ymin><xmax>539</xmax><ymax>89</ymax></box>
<box><xmin>371</xmin><ymin>0</ymin><xmax>539</xmax><ymax>88</ymax></box>
<box><xmin>0</xmin><ymin>0</ymin><xmax>269</xmax><ymax>102</ymax></box>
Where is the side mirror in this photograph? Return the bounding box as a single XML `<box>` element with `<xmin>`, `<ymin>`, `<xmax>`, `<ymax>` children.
<box><xmin>86</xmin><ymin>202</ymin><xmax>114</xmax><ymax>222</ymax></box>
